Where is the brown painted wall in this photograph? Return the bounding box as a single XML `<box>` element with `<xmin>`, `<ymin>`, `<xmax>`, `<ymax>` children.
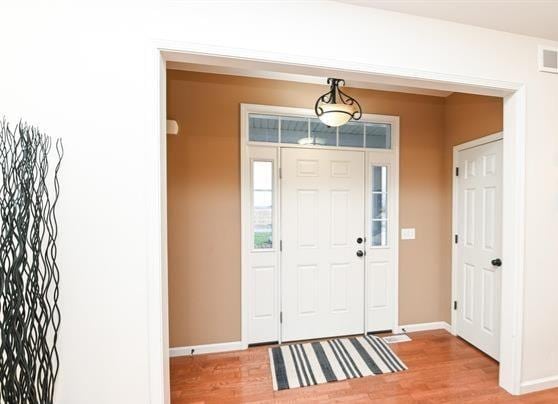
<box><xmin>439</xmin><ymin>93</ymin><xmax>504</xmax><ymax>322</ymax></box>
<box><xmin>166</xmin><ymin>70</ymin><xmax>502</xmax><ymax>347</ymax></box>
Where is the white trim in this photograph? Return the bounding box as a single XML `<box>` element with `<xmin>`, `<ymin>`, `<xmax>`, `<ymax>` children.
<box><xmin>499</xmin><ymin>89</ymin><xmax>526</xmax><ymax>395</ymax></box>
<box><xmin>158</xmin><ymin>40</ymin><xmax>521</xmax><ymax>96</ymax></box>
<box><xmin>450</xmin><ymin>132</ymin><xmax>503</xmax><ymax>336</ymax></box>
<box><xmin>166</xmin><ymin>61</ymin><xmax>454</xmax><ymax>97</ymax></box>
<box><xmin>240</xmin><ymin>104</ymin><xmax>250</xmax><ymax>350</ymax></box>
<box><xmin>151</xmin><ymin>44</ymin><xmax>527</xmax><ymax>401</ymax></box>
<box><xmin>392</xmin><ymin>117</ymin><xmax>400</xmax><ymax>333</ymax></box>
<box><xmin>169</xmin><ymin>341</ymin><xmax>244</xmax><ymax>358</ymax></box>
<box><xmin>520</xmin><ymin>375</ymin><xmax>558</xmax><ymax>394</ymax></box>
<box><xmin>398</xmin><ymin>322</ymin><xmax>452</xmax><ymax>334</ymax></box>
<box><xmin>147</xmin><ymin>49</ymin><xmax>169</xmax><ymax>404</ymax></box>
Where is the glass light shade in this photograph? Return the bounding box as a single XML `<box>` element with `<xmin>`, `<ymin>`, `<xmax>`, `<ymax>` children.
<box><xmin>317</xmin><ymin>103</ymin><xmax>356</xmax><ymax>127</ymax></box>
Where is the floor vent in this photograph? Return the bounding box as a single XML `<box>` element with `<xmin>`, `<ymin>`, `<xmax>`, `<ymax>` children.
<box><xmin>383</xmin><ymin>334</ymin><xmax>412</xmax><ymax>344</ymax></box>
<box><xmin>539</xmin><ymin>45</ymin><xmax>558</xmax><ymax>74</ymax></box>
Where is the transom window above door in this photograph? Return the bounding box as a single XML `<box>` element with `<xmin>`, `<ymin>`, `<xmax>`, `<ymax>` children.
<box><xmin>249</xmin><ymin>114</ymin><xmax>391</xmax><ymax>149</ymax></box>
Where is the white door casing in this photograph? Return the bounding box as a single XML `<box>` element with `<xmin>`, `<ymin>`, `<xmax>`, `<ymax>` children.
<box><xmin>456</xmin><ymin>139</ymin><xmax>503</xmax><ymax>360</ymax></box>
<box><xmin>281</xmin><ymin>148</ymin><xmax>365</xmax><ymax>342</ymax></box>
<box><xmin>242</xmin><ymin>104</ymin><xmax>399</xmax><ymax>345</ymax></box>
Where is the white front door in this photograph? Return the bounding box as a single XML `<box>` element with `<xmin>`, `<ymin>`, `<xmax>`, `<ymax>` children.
<box><xmin>456</xmin><ymin>139</ymin><xmax>503</xmax><ymax>360</ymax></box>
<box><xmin>281</xmin><ymin>148</ymin><xmax>365</xmax><ymax>342</ymax></box>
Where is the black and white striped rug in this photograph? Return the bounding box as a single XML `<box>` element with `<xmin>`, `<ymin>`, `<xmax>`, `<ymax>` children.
<box><xmin>268</xmin><ymin>334</ymin><xmax>407</xmax><ymax>391</ymax></box>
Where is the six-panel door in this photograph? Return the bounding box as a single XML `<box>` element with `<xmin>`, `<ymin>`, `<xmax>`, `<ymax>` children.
<box><xmin>456</xmin><ymin>140</ymin><xmax>503</xmax><ymax>360</ymax></box>
<box><xmin>281</xmin><ymin>148</ymin><xmax>365</xmax><ymax>342</ymax></box>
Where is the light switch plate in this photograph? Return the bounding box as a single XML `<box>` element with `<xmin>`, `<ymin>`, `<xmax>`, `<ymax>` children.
<box><xmin>401</xmin><ymin>228</ymin><xmax>416</xmax><ymax>240</ymax></box>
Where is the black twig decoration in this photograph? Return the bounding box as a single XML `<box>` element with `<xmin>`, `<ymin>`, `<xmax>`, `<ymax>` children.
<box><xmin>0</xmin><ymin>119</ymin><xmax>63</xmax><ymax>404</ymax></box>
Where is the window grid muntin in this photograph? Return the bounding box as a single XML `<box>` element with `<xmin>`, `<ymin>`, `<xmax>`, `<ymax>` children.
<box><xmin>248</xmin><ymin>113</ymin><xmax>391</xmax><ymax>150</ymax></box>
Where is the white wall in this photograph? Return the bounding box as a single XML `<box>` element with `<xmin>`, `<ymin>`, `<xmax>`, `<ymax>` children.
<box><xmin>1</xmin><ymin>1</ymin><xmax>558</xmax><ymax>402</ymax></box>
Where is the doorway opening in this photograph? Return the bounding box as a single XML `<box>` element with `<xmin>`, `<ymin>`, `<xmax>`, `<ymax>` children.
<box><xmin>152</xmin><ymin>47</ymin><xmax>526</xmax><ymax>402</ymax></box>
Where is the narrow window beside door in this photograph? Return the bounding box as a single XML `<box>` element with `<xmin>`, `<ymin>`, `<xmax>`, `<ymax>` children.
<box><xmin>371</xmin><ymin>165</ymin><xmax>388</xmax><ymax>246</ymax></box>
<box><xmin>252</xmin><ymin>161</ymin><xmax>273</xmax><ymax>249</ymax></box>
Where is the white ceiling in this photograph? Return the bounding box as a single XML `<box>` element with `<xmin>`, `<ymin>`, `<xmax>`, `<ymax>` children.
<box><xmin>338</xmin><ymin>0</ymin><xmax>558</xmax><ymax>42</ymax></box>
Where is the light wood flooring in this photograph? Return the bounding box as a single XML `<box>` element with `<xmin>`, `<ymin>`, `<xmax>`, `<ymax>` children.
<box><xmin>171</xmin><ymin>330</ymin><xmax>558</xmax><ymax>403</ymax></box>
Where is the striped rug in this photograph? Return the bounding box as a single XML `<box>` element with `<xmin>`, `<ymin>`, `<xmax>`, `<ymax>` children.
<box><xmin>268</xmin><ymin>334</ymin><xmax>407</xmax><ymax>391</ymax></box>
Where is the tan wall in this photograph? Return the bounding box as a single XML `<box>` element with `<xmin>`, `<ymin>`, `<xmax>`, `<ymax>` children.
<box><xmin>167</xmin><ymin>70</ymin><xmax>502</xmax><ymax>347</ymax></box>
<box><xmin>438</xmin><ymin>93</ymin><xmax>504</xmax><ymax>322</ymax></box>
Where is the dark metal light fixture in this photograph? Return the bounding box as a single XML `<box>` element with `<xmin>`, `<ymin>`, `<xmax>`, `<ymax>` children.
<box><xmin>314</xmin><ymin>78</ymin><xmax>362</xmax><ymax>127</ymax></box>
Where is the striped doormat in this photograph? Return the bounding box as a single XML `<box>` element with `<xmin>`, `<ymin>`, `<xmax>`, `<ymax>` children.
<box><xmin>268</xmin><ymin>334</ymin><xmax>407</xmax><ymax>391</ymax></box>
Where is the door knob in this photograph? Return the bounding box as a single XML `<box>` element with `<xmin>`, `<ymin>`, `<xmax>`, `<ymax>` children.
<box><xmin>356</xmin><ymin>250</ymin><xmax>365</xmax><ymax>257</ymax></box>
<box><xmin>491</xmin><ymin>258</ymin><xmax>502</xmax><ymax>267</ymax></box>
<box><xmin>357</xmin><ymin>237</ymin><xmax>364</xmax><ymax>244</ymax></box>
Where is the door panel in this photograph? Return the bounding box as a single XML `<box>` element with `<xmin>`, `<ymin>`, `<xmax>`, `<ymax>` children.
<box><xmin>365</xmin><ymin>156</ymin><xmax>397</xmax><ymax>332</ymax></box>
<box><xmin>281</xmin><ymin>148</ymin><xmax>365</xmax><ymax>342</ymax></box>
<box><xmin>369</xmin><ymin>262</ymin><xmax>388</xmax><ymax>309</ymax></box>
<box><xmin>246</xmin><ymin>147</ymin><xmax>280</xmax><ymax>344</ymax></box>
<box><xmin>298</xmin><ymin>265</ymin><xmax>318</xmax><ymax>315</ymax></box>
<box><xmin>330</xmin><ymin>263</ymin><xmax>349</xmax><ymax>312</ymax></box>
<box><xmin>331</xmin><ymin>190</ymin><xmax>349</xmax><ymax>246</ymax></box>
<box><xmin>456</xmin><ymin>139</ymin><xmax>503</xmax><ymax>360</ymax></box>
<box><xmin>297</xmin><ymin>190</ymin><xmax>319</xmax><ymax>247</ymax></box>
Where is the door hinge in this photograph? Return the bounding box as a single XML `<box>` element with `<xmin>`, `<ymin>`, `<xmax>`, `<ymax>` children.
<box><xmin>454</xmin><ymin>301</ymin><xmax>458</xmax><ymax>310</ymax></box>
<box><xmin>280</xmin><ymin>311</ymin><xmax>283</xmax><ymax>323</ymax></box>
<box><xmin>455</xmin><ymin>167</ymin><xmax>459</xmax><ymax>176</ymax></box>
<box><xmin>279</xmin><ymin>167</ymin><xmax>282</xmax><ymax>179</ymax></box>
<box><xmin>454</xmin><ymin>234</ymin><xmax>458</xmax><ymax>244</ymax></box>
<box><xmin>280</xmin><ymin>240</ymin><xmax>283</xmax><ymax>251</ymax></box>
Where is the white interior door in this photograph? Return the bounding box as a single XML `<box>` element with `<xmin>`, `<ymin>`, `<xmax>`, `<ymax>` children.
<box><xmin>281</xmin><ymin>148</ymin><xmax>365</xmax><ymax>342</ymax></box>
<box><xmin>456</xmin><ymin>139</ymin><xmax>503</xmax><ymax>360</ymax></box>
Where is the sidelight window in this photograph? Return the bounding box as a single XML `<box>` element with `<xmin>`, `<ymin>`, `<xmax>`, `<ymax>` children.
<box><xmin>252</xmin><ymin>160</ymin><xmax>273</xmax><ymax>249</ymax></box>
<box><xmin>371</xmin><ymin>165</ymin><xmax>388</xmax><ymax>247</ymax></box>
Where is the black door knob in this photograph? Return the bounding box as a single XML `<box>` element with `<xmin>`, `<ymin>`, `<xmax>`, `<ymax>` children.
<box><xmin>357</xmin><ymin>237</ymin><xmax>364</xmax><ymax>244</ymax></box>
<box><xmin>356</xmin><ymin>250</ymin><xmax>365</xmax><ymax>257</ymax></box>
<box><xmin>491</xmin><ymin>258</ymin><xmax>502</xmax><ymax>267</ymax></box>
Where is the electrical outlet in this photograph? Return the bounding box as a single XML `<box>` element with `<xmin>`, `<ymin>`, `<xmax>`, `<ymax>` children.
<box><xmin>401</xmin><ymin>228</ymin><xmax>416</xmax><ymax>240</ymax></box>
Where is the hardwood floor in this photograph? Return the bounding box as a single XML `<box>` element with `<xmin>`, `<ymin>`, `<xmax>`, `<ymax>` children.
<box><xmin>170</xmin><ymin>330</ymin><xmax>558</xmax><ymax>403</ymax></box>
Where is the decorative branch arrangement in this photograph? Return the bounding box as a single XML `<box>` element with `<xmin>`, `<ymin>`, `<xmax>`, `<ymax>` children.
<box><xmin>0</xmin><ymin>119</ymin><xmax>63</xmax><ymax>404</ymax></box>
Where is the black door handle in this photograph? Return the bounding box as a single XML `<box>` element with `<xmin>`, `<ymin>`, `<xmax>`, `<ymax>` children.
<box><xmin>356</xmin><ymin>250</ymin><xmax>365</xmax><ymax>257</ymax></box>
<box><xmin>357</xmin><ymin>237</ymin><xmax>364</xmax><ymax>244</ymax></box>
<box><xmin>491</xmin><ymin>258</ymin><xmax>502</xmax><ymax>267</ymax></box>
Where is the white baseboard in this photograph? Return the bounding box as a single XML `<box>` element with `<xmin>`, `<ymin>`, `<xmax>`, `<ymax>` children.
<box><xmin>520</xmin><ymin>374</ymin><xmax>558</xmax><ymax>394</ymax></box>
<box><xmin>397</xmin><ymin>321</ymin><xmax>451</xmax><ymax>334</ymax></box>
<box><xmin>169</xmin><ymin>341</ymin><xmax>245</xmax><ymax>357</ymax></box>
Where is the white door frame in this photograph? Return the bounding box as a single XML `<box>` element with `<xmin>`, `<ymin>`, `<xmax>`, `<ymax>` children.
<box><xmin>150</xmin><ymin>43</ymin><xmax>526</xmax><ymax>402</ymax></box>
<box><xmin>240</xmin><ymin>104</ymin><xmax>400</xmax><ymax>345</ymax></box>
<box><xmin>451</xmin><ymin>132</ymin><xmax>504</xmax><ymax>341</ymax></box>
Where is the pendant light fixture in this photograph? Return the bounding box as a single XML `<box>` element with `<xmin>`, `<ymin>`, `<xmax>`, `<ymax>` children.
<box><xmin>314</xmin><ymin>78</ymin><xmax>362</xmax><ymax>127</ymax></box>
